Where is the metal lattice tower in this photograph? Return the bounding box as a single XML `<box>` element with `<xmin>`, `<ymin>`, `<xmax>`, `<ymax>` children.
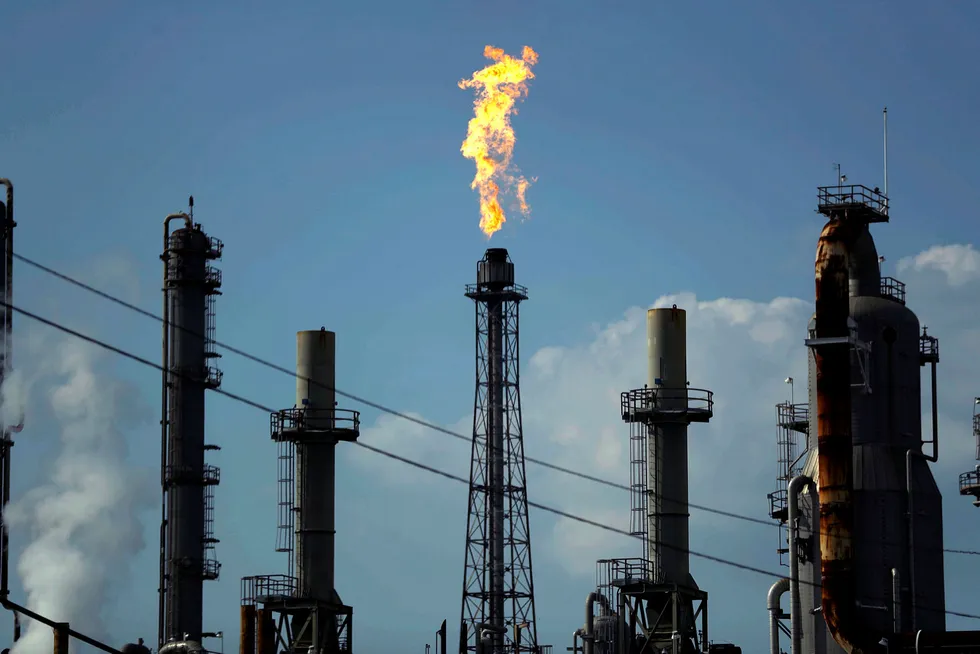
<box><xmin>160</xmin><ymin>199</ymin><xmax>224</xmax><ymax>648</ymax></box>
<box><xmin>461</xmin><ymin>248</ymin><xmax>538</xmax><ymax>654</ymax></box>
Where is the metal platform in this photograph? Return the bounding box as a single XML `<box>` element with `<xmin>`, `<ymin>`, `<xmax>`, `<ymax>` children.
<box><xmin>241</xmin><ymin>574</ymin><xmax>353</xmax><ymax>654</ymax></box>
<box><xmin>270</xmin><ymin>407</ymin><xmax>360</xmax><ymax>443</ymax></box>
<box><xmin>620</xmin><ymin>387</ymin><xmax>713</xmax><ymax>425</ymax></box>
<box><xmin>816</xmin><ymin>184</ymin><xmax>890</xmax><ymax>223</ymax></box>
<box><xmin>880</xmin><ymin>276</ymin><xmax>907</xmax><ymax>305</ymax></box>
<box><xmin>960</xmin><ymin>469</ymin><xmax>980</xmax><ymax>507</ymax></box>
<box><xmin>919</xmin><ymin>330</ymin><xmax>940</xmax><ymax>365</ymax></box>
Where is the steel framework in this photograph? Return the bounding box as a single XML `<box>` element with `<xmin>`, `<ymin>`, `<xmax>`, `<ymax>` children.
<box><xmin>241</xmin><ymin>361</ymin><xmax>360</xmax><ymax>654</ymax></box>
<box><xmin>461</xmin><ymin>248</ymin><xmax>538</xmax><ymax>654</ymax></box>
<box><xmin>766</xmin><ymin>402</ymin><xmax>808</xmax><ymax>566</ymax></box>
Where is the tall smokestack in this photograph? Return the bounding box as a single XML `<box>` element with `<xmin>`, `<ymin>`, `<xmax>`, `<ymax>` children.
<box><xmin>240</xmin><ymin>329</ymin><xmax>359</xmax><ymax>654</ymax></box>
<box><xmin>619</xmin><ymin>304</ymin><xmax>713</xmax><ymax>650</ymax></box>
<box><xmin>645</xmin><ymin>307</ymin><xmax>693</xmax><ymax>584</ymax></box>
<box><xmin>294</xmin><ymin>329</ymin><xmax>339</xmax><ymax>599</ymax></box>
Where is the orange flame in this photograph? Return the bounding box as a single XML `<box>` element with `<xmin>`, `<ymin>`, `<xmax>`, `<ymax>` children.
<box><xmin>459</xmin><ymin>45</ymin><xmax>539</xmax><ymax>238</ymax></box>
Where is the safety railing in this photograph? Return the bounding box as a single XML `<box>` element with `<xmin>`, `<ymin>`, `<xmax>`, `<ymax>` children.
<box><xmin>880</xmin><ymin>276</ymin><xmax>906</xmax><ymax>305</ymax></box>
<box><xmin>240</xmin><ymin>574</ymin><xmax>297</xmax><ymax>604</ymax></box>
<box><xmin>270</xmin><ymin>407</ymin><xmax>361</xmax><ymax>438</ymax></box>
<box><xmin>620</xmin><ymin>387</ymin><xmax>714</xmax><ymax>422</ymax></box>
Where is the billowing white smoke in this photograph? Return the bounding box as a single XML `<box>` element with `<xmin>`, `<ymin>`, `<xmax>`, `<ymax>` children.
<box><xmin>4</xmin><ymin>337</ymin><xmax>152</xmax><ymax>654</ymax></box>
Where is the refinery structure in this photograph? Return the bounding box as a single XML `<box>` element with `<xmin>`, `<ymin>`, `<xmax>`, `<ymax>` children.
<box><xmin>1</xmin><ymin>136</ymin><xmax>980</xmax><ymax>654</ymax></box>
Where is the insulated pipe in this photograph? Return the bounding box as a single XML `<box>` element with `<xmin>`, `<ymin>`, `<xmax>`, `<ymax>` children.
<box><xmin>788</xmin><ymin>475</ymin><xmax>815</xmax><ymax>654</ymax></box>
<box><xmin>813</xmin><ymin>219</ymin><xmax>874</xmax><ymax>653</ymax></box>
<box><xmin>768</xmin><ymin>578</ymin><xmax>790</xmax><ymax>654</ymax></box>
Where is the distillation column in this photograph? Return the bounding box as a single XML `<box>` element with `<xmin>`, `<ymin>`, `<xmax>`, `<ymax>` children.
<box><xmin>461</xmin><ymin>248</ymin><xmax>539</xmax><ymax>654</ymax></box>
<box><xmin>160</xmin><ymin>207</ymin><xmax>223</xmax><ymax>647</ymax></box>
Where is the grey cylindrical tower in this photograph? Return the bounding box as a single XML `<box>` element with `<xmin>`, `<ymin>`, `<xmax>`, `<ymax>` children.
<box><xmin>295</xmin><ymin>329</ymin><xmax>338</xmax><ymax>600</ymax></box>
<box><xmin>256</xmin><ymin>328</ymin><xmax>358</xmax><ymax>654</ymax></box>
<box><xmin>645</xmin><ymin>308</ymin><xmax>691</xmax><ymax>586</ymax></box>
<box><xmin>619</xmin><ymin>304</ymin><xmax>712</xmax><ymax>653</ymax></box>
<box><xmin>162</xmin><ymin>221</ymin><xmax>223</xmax><ymax>645</ymax></box>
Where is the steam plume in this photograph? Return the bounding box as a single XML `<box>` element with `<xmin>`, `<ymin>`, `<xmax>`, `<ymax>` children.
<box><xmin>4</xmin><ymin>338</ymin><xmax>152</xmax><ymax>654</ymax></box>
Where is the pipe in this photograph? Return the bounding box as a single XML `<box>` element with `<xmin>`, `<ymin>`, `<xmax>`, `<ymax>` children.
<box><xmin>476</xmin><ymin>624</ymin><xmax>505</xmax><ymax>654</ymax></box>
<box><xmin>813</xmin><ymin>218</ymin><xmax>875</xmax><ymax>653</ymax></box>
<box><xmin>239</xmin><ymin>605</ymin><xmax>255</xmax><ymax>654</ymax></box>
<box><xmin>1</xmin><ymin>599</ymin><xmax>123</xmax><ymax>654</ymax></box>
<box><xmin>572</xmin><ymin>628</ymin><xmax>586</xmax><ymax>654</ymax></box>
<box><xmin>883</xmin><ymin>108</ymin><xmax>888</xmax><ymax>200</ymax></box>
<box><xmin>489</xmin><ymin>296</ymin><xmax>505</xmax><ymax>647</ymax></box>
<box><xmin>255</xmin><ymin>609</ymin><xmax>274</xmax><ymax>654</ymax></box>
<box><xmin>891</xmin><ymin>569</ymin><xmax>901</xmax><ymax>635</ymax></box>
<box><xmin>0</xmin><ymin>178</ymin><xmax>13</xmax><ymax>602</ymax></box>
<box><xmin>584</xmin><ymin>592</ymin><xmax>612</xmax><ymax>654</ymax></box>
<box><xmin>788</xmin><ymin>475</ymin><xmax>815</xmax><ymax>654</ymax></box>
<box><xmin>768</xmin><ymin>578</ymin><xmax>790</xmax><ymax>654</ymax></box>
<box><xmin>905</xmin><ymin>360</ymin><xmax>940</xmax><ymax>633</ymax></box>
<box><xmin>53</xmin><ymin>623</ymin><xmax>69</xmax><ymax>654</ymax></box>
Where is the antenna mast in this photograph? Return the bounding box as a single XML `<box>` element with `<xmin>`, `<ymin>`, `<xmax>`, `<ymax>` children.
<box><xmin>883</xmin><ymin>107</ymin><xmax>889</xmax><ymax>197</ymax></box>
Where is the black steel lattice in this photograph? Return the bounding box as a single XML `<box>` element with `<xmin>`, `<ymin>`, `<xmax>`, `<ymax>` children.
<box><xmin>461</xmin><ymin>255</ymin><xmax>538</xmax><ymax>654</ymax></box>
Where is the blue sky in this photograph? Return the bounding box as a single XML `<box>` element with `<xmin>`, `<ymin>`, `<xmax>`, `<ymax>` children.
<box><xmin>1</xmin><ymin>1</ymin><xmax>979</xmax><ymax>653</ymax></box>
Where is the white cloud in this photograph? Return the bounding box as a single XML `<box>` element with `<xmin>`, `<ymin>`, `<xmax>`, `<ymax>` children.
<box><xmin>897</xmin><ymin>243</ymin><xmax>980</xmax><ymax>286</ymax></box>
<box><xmin>351</xmin><ymin>242</ymin><xmax>980</xmax><ymax>587</ymax></box>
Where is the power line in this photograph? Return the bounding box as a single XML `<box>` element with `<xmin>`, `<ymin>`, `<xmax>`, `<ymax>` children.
<box><xmin>4</xmin><ymin>300</ymin><xmax>979</xmax><ymax>622</ymax></box>
<box><xmin>13</xmin><ymin>252</ymin><xmax>980</xmax><ymax>559</ymax></box>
